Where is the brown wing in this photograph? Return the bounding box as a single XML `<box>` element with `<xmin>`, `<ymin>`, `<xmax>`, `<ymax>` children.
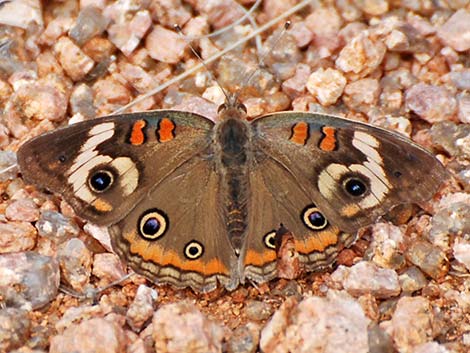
<box><xmin>240</xmin><ymin>112</ymin><xmax>445</xmax><ymax>283</ymax></box>
<box><xmin>17</xmin><ymin>110</ymin><xmax>214</xmax><ymax>226</ymax></box>
<box><xmin>109</xmin><ymin>156</ymin><xmax>239</xmax><ymax>292</ymax></box>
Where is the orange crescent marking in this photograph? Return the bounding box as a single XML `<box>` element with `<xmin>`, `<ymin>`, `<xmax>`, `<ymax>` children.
<box><xmin>92</xmin><ymin>199</ymin><xmax>113</xmax><ymax>212</ymax></box>
<box><xmin>319</xmin><ymin>126</ymin><xmax>337</xmax><ymax>151</ymax></box>
<box><xmin>127</xmin><ymin>232</ymin><xmax>229</xmax><ymax>276</ymax></box>
<box><xmin>158</xmin><ymin>118</ymin><xmax>175</xmax><ymax>142</ymax></box>
<box><xmin>244</xmin><ymin>249</ymin><xmax>277</xmax><ymax>266</ymax></box>
<box><xmin>295</xmin><ymin>229</ymin><xmax>339</xmax><ymax>254</ymax></box>
<box><xmin>129</xmin><ymin>119</ymin><xmax>147</xmax><ymax>145</ymax></box>
<box><xmin>289</xmin><ymin>121</ymin><xmax>309</xmax><ymax>145</ymax></box>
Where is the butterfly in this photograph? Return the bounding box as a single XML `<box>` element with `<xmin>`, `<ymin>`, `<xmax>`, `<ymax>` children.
<box><xmin>17</xmin><ymin>93</ymin><xmax>445</xmax><ymax>292</ymax></box>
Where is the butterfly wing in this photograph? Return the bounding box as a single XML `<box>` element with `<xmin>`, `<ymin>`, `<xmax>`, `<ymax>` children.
<box><xmin>240</xmin><ymin>112</ymin><xmax>445</xmax><ymax>282</ymax></box>
<box><xmin>18</xmin><ymin>110</ymin><xmax>238</xmax><ymax>292</ymax></box>
<box><xmin>109</xmin><ymin>155</ymin><xmax>239</xmax><ymax>292</ymax></box>
<box><xmin>17</xmin><ymin>110</ymin><xmax>213</xmax><ymax>226</ymax></box>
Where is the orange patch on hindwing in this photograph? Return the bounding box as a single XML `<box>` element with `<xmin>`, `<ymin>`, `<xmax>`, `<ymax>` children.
<box><xmin>289</xmin><ymin>122</ymin><xmax>309</xmax><ymax>145</ymax></box>
<box><xmin>319</xmin><ymin>126</ymin><xmax>337</xmax><ymax>151</ymax></box>
<box><xmin>295</xmin><ymin>228</ymin><xmax>339</xmax><ymax>254</ymax></box>
<box><xmin>244</xmin><ymin>249</ymin><xmax>277</xmax><ymax>267</ymax></box>
<box><xmin>157</xmin><ymin>118</ymin><xmax>175</xmax><ymax>142</ymax></box>
<box><xmin>126</xmin><ymin>231</ymin><xmax>229</xmax><ymax>276</ymax></box>
<box><xmin>129</xmin><ymin>119</ymin><xmax>147</xmax><ymax>145</ymax></box>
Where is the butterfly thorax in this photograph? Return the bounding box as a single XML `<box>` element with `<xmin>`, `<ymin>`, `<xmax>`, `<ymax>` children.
<box><xmin>215</xmin><ymin>106</ymin><xmax>251</xmax><ymax>252</ymax></box>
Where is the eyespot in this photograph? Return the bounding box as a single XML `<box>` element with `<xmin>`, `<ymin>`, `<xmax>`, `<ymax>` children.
<box><xmin>184</xmin><ymin>240</ymin><xmax>204</xmax><ymax>260</ymax></box>
<box><xmin>344</xmin><ymin>178</ymin><xmax>367</xmax><ymax>197</ymax></box>
<box><xmin>88</xmin><ymin>170</ymin><xmax>114</xmax><ymax>192</ymax></box>
<box><xmin>263</xmin><ymin>231</ymin><xmax>277</xmax><ymax>250</ymax></box>
<box><xmin>138</xmin><ymin>209</ymin><xmax>168</xmax><ymax>240</ymax></box>
<box><xmin>302</xmin><ymin>205</ymin><xmax>328</xmax><ymax>230</ymax></box>
<box><xmin>394</xmin><ymin>171</ymin><xmax>402</xmax><ymax>178</ymax></box>
<box><xmin>58</xmin><ymin>155</ymin><xmax>66</xmax><ymax>163</ymax></box>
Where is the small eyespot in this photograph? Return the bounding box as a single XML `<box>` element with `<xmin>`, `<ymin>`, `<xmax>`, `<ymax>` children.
<box><xmin>58</xmin><ymin>155</ymin><xmax>66</xmax><ymax>163</ymax></box>
<box><xmin>302</xmin><ymin>205</ymin><xmax>328</xmax><ymax>230</ymax></box>
<box><xmin>88</xmin><ymin>170</ymin><xmax>114</xmax><ymax>192</ymax></box>
<box><xmin>344</xmin><ymin>178</ymin><xmax>367</xmax><ymax>197</ymax></box>
<box><xmin>263</xmin><ymin>231</ymin><xmax>277</xmax><ymax>250</ymax></box>
<box><xmin>138</xmin><ymin>209</ymin><xmax>168</xmax><ymax>240</ymax></box>
<box><xmin>184</xmin><ymin>240</ymin><xmax>204</xmax><ymax>260</ymax></box>
<box><xmin>394</xmin><ymin>171</ymin><xmax>402</xmax><ymax>178</ymax></box>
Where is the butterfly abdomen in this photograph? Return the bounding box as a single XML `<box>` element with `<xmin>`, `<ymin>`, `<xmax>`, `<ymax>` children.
<box><xmin>216</xmin><ymin>117</ymin><xmax>251</xmax><ymax>252</ymax></box>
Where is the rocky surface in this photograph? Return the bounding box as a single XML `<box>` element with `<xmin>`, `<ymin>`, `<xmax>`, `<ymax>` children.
<box><xmin>0</xmin><ymin>2</ymin><xmax>468</xmax><ymax>353</ymax></box>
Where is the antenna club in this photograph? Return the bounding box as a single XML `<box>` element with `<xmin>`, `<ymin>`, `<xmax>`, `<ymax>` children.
<box><xmin>174</xmin><ymin>24</ymin><xmax>182</xmax><ymax>33</ymax></box>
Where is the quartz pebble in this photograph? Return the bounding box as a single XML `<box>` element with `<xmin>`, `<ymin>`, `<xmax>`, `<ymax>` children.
<box><xmin>145</xmin><ymin>25</ymin><xmax>187</xmax><ymax>64</ymax></box>
<box><xmin>430</xmin><ymin>202</ymin><xmax>470</xmax><ymax>249</ymax></box>
<box><xmin>405</xmin><ymin>240</ymin><xmax>449</xmax><ymax>280</ymax></box>
<box><xmin>331</xmin><ymin>262</ymin><xmax>401</xmax><ymax>298</ymax></box>
<box><xmin>260</xmin><ymin>292</ymin><xmax>370</xmax><ymax>353</ymax></box>
<box><xmin>343</xmin><ymin>78</ymin><xmax>380</xmax><ymax>112</ymax></box>
<box><xmin>35</xmin><ymin>211</ymin><xmax>80</xmax><ymax>242</ymax></box>
<box><xmin>50</xmin><ymin>317</ymin><xmax>126</xmax><ymax>353</ymax></box>
<box><xmin>227</xmin><ymin>324</ymin><xmax>260</xmax><ymax>353</ymax></box>
<box><xmin>0</xmin><ymin>0</ymin><xmax>43</xmax><ymax>29</ymax></box>
<box><xmin>84</xmin><ymin>223</ymin><xmax>113</xmax><ymax>251</ymax></box>
<box><xmin>126</xmin><ymin>284</ymin><xmax>158</xmax><ymax>332</ymax></box>
<box><xmin>306</xmin><ymin>68</ymin><xmax>346</xmax><ymax>106</ymax></box>
<box><xmin>107</xmin><ymin>10</ymin><xmax>152</xmax><ymax>57</ymax></box>
<box><xmin>0</xmin><ymin>308</ymin><xmax>31</xmax><ymax>352</ymax></box>
<box><xmin>335</xmin><ymin>33</ymin><xmax>386</xmax><ymax>78</ymax></box>
<box><xmin>57</xmin><ymin>238</ymin><xmax>92</xmax><ymax>291</ymax></box>
<box><xmin>92</xmin><ymin>253</ymin><xmax>127</xmax><ymax>286</ymax></box>
<box><xmin>0</xmin><ymin>221</ymin><xmax>36</xmax><ymax>253</ymax></box>
<box><xmin>399</xmin><ymin>267</ymin><xmax>428</xmax><ymax>293</ymax></box>
<box><xmin>0</xmin><ymin>151</ymin><xmax>17</xmax><ymax>181</ymax></box>
<box><xmin>457</xmin><ymin>92</ymin><xmax>470</xmax><ymax>124</ymax></box>
<box><xmin>431</xmin><ymin>122</ymin><xmax>470</xmax><ymax>159</ymax></box>
<box><xmin>244</xmin><ymin>300</ymin><xmax>273</xmax><ymax>322</ymax></box>
<box><xmin>8</xmin><ymin>81</ymin><xmax>68</xmax><ymax>123</ymax></box>
<box><xmin>369</xmin><ymin>223</ymin><xmax>405</xmax><ymax>270</ymax></box>
<box><xmin>453</xmin><ymin>241</ymin><xmax>470</xmax><ymax>272</ymax></box>
<box><xmin>69</xmin><ymin>7</ymin><xmax>108</xmax><ymax>46</ymax></box>
<box><xmin>381</xmin><ymin>296</ymin><xmax>435</xmax><ymax>353</ymax></box>
<box><xmin>437</xmin><ymin>9</ymin><xmax>470</xmax><ymax>52</ymax></box>
<box><xmin>5</xmin><ymin>199</ymin><xmax>39</xmax><ymax>222</ymax></box>
<box><xmin>412</xmin><ymin>342</ymin><xmax>451</xmax><ymax>353</ymax></box>
<box><xmin>153</xmin><ymin>301</ymin><xmax>225</xmax><ymax>353</ymax></box>
<box><xmin>69</xmin><ymin>83</ymin><xmax>96</xmax><ymax>119</ymax></box>
<box><xmin>54</xmin><ymin>37</ymin><xmax>95</xmax><ymax>81</ymax></box>
<box><xmin>282</xmin><ymin>63</ymin><xmax>311</xmax><ymax>98</ymax></box>
<box><xmin>405</xmin><ymin>83</ymin><xmax>457</xmax><ymax>123</ymax></box>
<box><xmin>0</xmin><ymin>252</ymin><xmax>59</xmax><ymax>309</ymax></box>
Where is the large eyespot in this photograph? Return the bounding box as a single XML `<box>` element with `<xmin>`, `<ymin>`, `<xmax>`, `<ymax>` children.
<box><xmin>344</xmin><ymin>178</ymin><xmax>367</xmax><ymax>197</ymax></box>
<box><xmin>138</xmin><ymin>209</ymin><xmax>168</xmax><ymax>240</ymax></box>
<box><xmin>184</xmin><ymin>240</ymin><xmax>204</xmax><ymax>260</ymax></box>
<box><xmin>263</xmin><ymin>231</ymin><xmax>277</xmax><ymax>250</ymax></box>
<box><xmin>302</xmin><ymin>205</ymin><xmax>328</xmax><ymax>230</ymax></box>
<box><xmin>88</xmin><ymin>170</ymin><xmax>114</xmax><ymax>192</ymax></box>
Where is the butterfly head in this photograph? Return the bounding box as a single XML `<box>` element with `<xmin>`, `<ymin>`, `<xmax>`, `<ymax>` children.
<box><xmin>217</xmin><ymin>93</ymin><xmax>247</xmax><ymax>120</ymax></box>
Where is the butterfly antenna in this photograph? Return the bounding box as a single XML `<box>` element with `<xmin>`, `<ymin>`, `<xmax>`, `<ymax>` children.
<box><xmin>112</xmin><ymin>0</ymin><xmax>311</xmax><ymax>114</ymax></box>
<box><xmin>183</xmin><ymin>0</ymin><xmax>263</xmax><ymax>57</ymax></box>
<box><xmin>174</xmin><ymin>24</ymin><xmax>231</xmax><ymax>104</ymax></box>
<box><xmin>234</xmin><ymin>21</ymin><xmax>291</xmax><ymax>103</ymax></box>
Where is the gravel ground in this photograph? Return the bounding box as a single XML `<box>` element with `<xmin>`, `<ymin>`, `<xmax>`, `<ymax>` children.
<box><xmin>0</xmin><ymin>1</ymin><xmax>469</xmax><ymax>353</ymax></box>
